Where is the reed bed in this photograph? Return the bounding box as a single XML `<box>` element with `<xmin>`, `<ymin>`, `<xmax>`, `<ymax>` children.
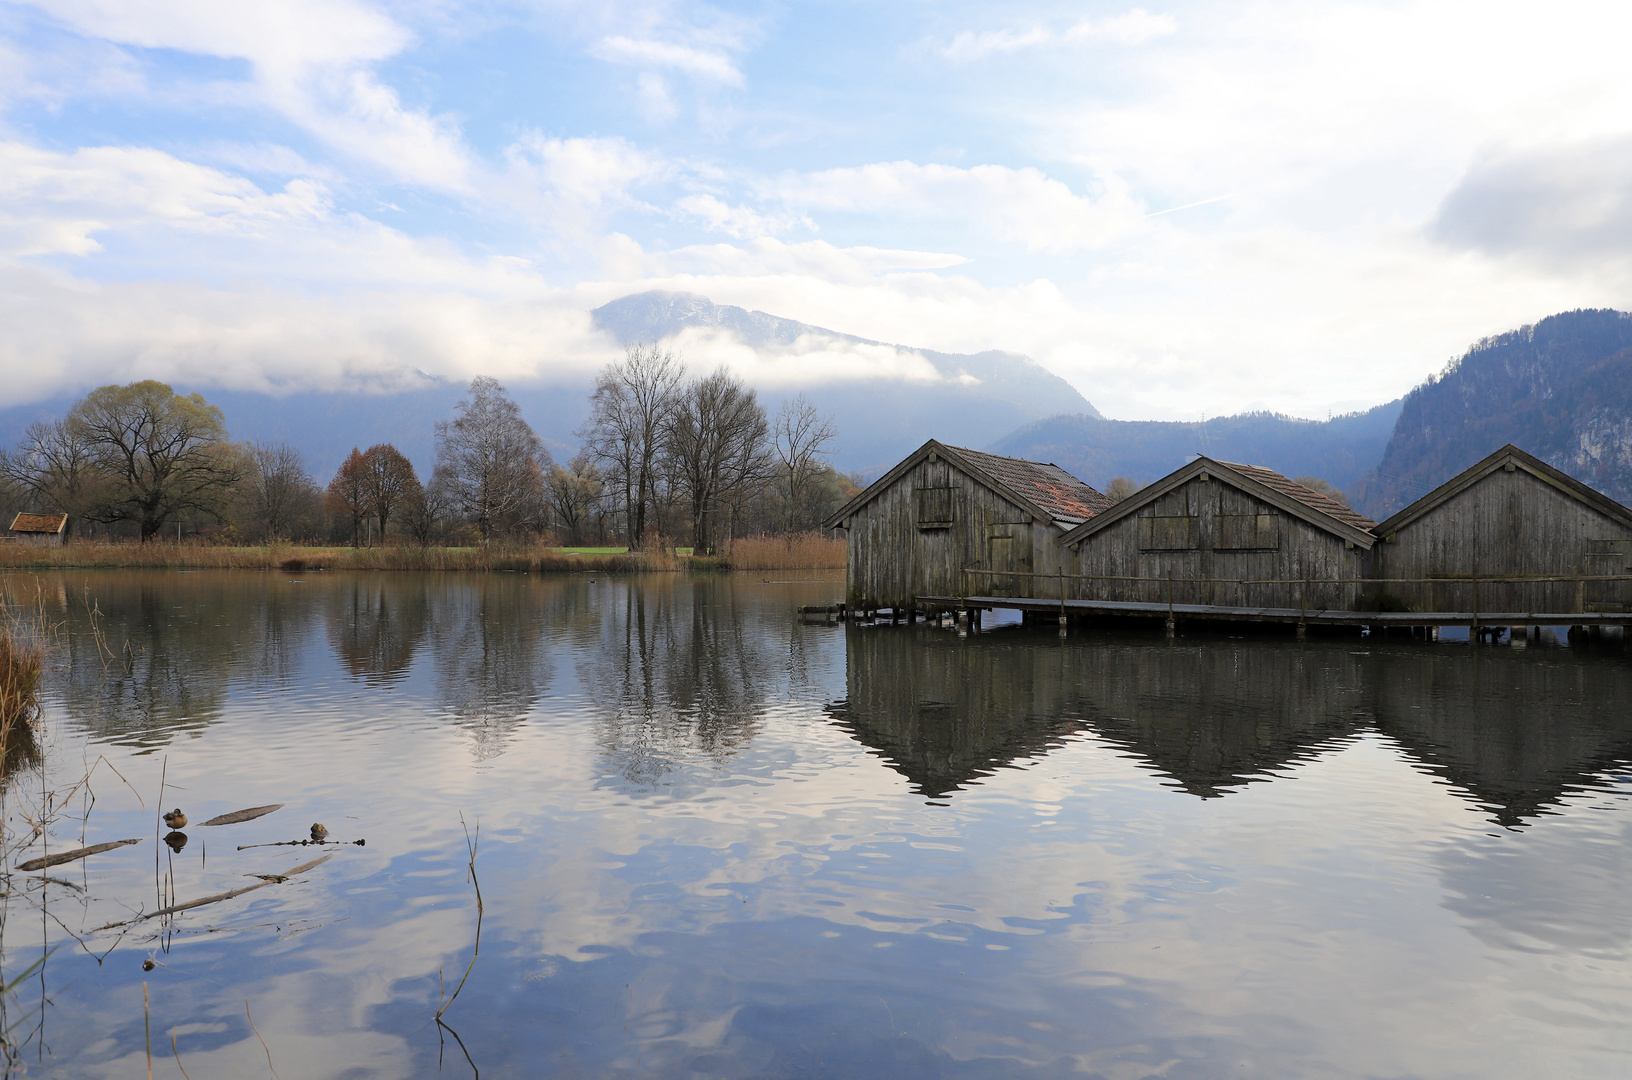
<box><xmin>720</xmin><ymin>533</ymin><xmax>846</xmax><ymax>571</ymax></box>
<box><xmin>0</xmin><ymin>537</ymin><xmax>844</xmax><ymax>573</ymax></box>
<box><xmin>0</xmin><ymin>581</ymin><xmax>47</xmax><ymax>738</ymax></box>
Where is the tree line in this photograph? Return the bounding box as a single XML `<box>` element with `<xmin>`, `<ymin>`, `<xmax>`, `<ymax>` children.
<box><xmin>0</xmin><ymin>348</ymin><xmax>855</xmax><ymax>548</ymax></box>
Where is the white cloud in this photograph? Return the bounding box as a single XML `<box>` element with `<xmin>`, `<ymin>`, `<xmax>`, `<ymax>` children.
<box><xmin>774</xmin><ymin>161</ymin><xmax>1146</xmax><ymax>253</ymax></box>
<box><xmin>589</xmin><ymin>35</ymin><xmax>744</xmax><ymax>86</ymax></box>
<box><xmin>933</xmin><ymin>8</ymin><xmax>1176</xmax><ymax>63</ymax></box>
<box><xmin>20</xmin><ymin>0</ymin><xmax>475</xmax><ymax>191</ymax></box>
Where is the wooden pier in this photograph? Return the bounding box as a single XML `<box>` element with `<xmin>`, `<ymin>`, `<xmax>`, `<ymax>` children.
<box><xmin>916</xmin><ymin>594</ymin><xmax>1632</xmax><ymax>630</ymax></box>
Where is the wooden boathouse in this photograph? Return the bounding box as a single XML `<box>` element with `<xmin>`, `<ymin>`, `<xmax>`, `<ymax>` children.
<box><xmin>1369</xmin><ymin>444</ymin><xmax>1632</xmax><ymax>615</ymax></box>
<box><xmin>4</xmin><ymin>513</ymin><xmax>69</xmax><ymax>547</ymax></box>
<box><xmin>823</xmin><ymin>440</ymin><xmax>1112</xmax><ymax>614</ymax></box>
<box><xmin>1050</xmin><ymin>457</ymin><xmax>1379</xmax><ymax>611</ymax></box>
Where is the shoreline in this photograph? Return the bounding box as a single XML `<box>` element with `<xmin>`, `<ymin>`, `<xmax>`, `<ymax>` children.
<box><xmin>0</xmin><ymin>537</ymin><xmax>845</xmax><ymax>574</ymax></box>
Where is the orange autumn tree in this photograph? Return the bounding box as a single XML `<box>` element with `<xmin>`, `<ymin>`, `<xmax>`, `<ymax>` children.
<box><xmin>326</xmin><ymin>449</ymin><xmax>369</xmax><ymax>547</ymax></box>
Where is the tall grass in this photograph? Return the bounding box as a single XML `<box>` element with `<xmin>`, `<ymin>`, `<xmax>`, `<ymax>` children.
<box><xmin>0</xmin><ymin>580</ymin><xmax>47</xmax><ymax>738</ymax></box>
<box><xmin>0</xmin><ymin>536</ymin><xmax>846</xmax><ymax>573</ymax></box>
<box><xmin>721</xmin><ymin>533</ymin><xmax>846</xmax><ymax>571</ymax></box>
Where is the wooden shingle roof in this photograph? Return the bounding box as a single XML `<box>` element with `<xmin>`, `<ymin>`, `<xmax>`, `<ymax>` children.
<box><xmin>1217</xmin><ymin>462</ymin><xmax>1377</xmax><ymax>531</ymax></box>
<box><xmin>1059</xmin><ymin>456</ymin><xmax>1377</xmax><ymax>550</ymax></box>
<box><xmin>9</xmin><ymin>513</ymin><xmax>67</xmax><ymax>534</ymax></box>
<box><xmin>823</xmin><ymin>440</ymin><xmax>1112</xmax><ymax>531</ymax></box>
<box><xmin>943</xmin><ymin>446</ymin><xmax>1114</xmax><ymax>525</ymax></box>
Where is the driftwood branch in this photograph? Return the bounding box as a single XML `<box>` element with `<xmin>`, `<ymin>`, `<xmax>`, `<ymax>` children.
<box><xmin>19</xmin><ymin>838</ymin><xmax>141</xmax><ymax>873</ymax></box>
<box><xmin>91</xmin><ymin>854</ymin><xmax>332</xmax><ymax>931</ymax></box>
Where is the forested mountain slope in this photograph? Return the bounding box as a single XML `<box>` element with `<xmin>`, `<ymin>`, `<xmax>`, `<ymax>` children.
<box><xmin>988</xmin><ymin>401</ymin><xmax>1404</xmax><ymax>493</ymax></box>
<box><xmin>1353</xmin><ymin>309</ymin><xmax>1632</xmax><ymax>518</ymax></box>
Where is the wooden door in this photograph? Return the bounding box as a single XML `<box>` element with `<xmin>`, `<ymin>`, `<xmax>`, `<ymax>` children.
<box><xmin>987</xmin><ymin>523</ymin><xmax>1032</xmax><ymax>597</ymax></box>
<box><xmin>1584</xmin><ymin>540</ymin><xmax>1632</xmax><ymax>612</ymax></box>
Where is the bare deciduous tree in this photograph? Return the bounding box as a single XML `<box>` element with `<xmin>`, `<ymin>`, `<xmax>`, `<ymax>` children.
<box><xmin>68</xmin><ymin>381</ymin><xmax>241</xmax><ymax>542</ymax></box>
<box><xmin>666</xmin><ymin>368</ymin><xmax>771</xmax><ymax>553</ymax></box>
<box><xmin>0</xmin><ymin>419</ymin><xmax>99</xmax><ymax>529</ymax></box>
<box><xmin>435</xmin><ymin>377</ymin><xmax>551</xmax><ymax>541</ymax></box>
<box><xmin>772</xmin><ymin>394</ymin><xmax>838</xmax><ymax>534</ymax></box>
<box><xmin>245</xmin><ymin>442</ymin><xmax>319</xmax><ymax>539</ymax></box>
<box><xmin>546</xmin><ymin>453</ymin><xmax>603</xmax><ymax>545</ymax></box>
<box><xmin>578</xmin><ymin>344</ymin><xmax>683</xmax><ymax>549</ymax></box>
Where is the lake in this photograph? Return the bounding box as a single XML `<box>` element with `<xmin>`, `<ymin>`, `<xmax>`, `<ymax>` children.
<box><xmin>4</xmin><ymin>570</ymin><xmax>1631</xmax><ymax>1078</ymax></box>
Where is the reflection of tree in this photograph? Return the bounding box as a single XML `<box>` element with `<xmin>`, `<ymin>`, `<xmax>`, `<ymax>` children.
<box><xmin>430</xmin><ymin>577</ymin><xmax>552</xmax><ymax>760</ymax></box>
<box><xmin>326</xmin><ymin>578</ymin><xmax>429</xmax><ymax>686</ymax></box>
<box><xmin>580</xmin><ymin>579</ymin><xmax>773</xmax><ymax>788</ymax></box>
<box><xmin>51</xmin><ymin>572</ymin><xmax>317</xmax><ymax>747</ymax></box>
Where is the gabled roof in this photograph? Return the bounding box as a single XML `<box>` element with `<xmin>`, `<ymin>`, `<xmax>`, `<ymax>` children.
<box><xmin>1372</xmin><ymin>444</ymin><xmax>1632</xmax><ymax>536</ymax></box>
<box><xmin>1218</xmin><ymin>462</ymin><xmax>1378</xmax><ymax>532</ymax></box>
<box><xmin>823</xmin><ymin>440</ymin><xmax>1112</xmax><ymax>531</ymax></box>
<box><xmin>9</xmin><ymin>513</ymin><xmax>67</xmax><ymax>535</ymax></box>
<box><xmin>1058</xmin><ymin>456</ymin><xmax>1377</xmax><ymax>549</ymax></box>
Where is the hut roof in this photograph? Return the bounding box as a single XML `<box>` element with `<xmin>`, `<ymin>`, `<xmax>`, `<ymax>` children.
<box><xmin>1372</xmin><ymin>444</ymin><xmax>1632</xmax><ymax>536</ymax></box>
<box><xmin>8</xmin><ymin>513</ymin><xmax>67</xmax><ymax>535</ymax></box>
<box><xmin>1216</xmin><ymin>462</ymin><xmax>1378</xmax><ymax>532</ymax></box>
<box><xmin>1059</xmin><ymin>456</ymin><xmax>1378</xmax><ymax>549</ymax></box>
<box><xmin>823</xmin><ymin>440</ymin><xmax>1112</xmax><ymax>531</ymax></box>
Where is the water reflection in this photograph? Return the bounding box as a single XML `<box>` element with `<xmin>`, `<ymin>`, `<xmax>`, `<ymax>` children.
<box><xmin>47</xmin><ymin>572</ymin><xmax>317</xmax><ymax>746</ymax></box>
<box><xmin>326</xmin><ymin>577</ymin><xmax>429</xmax><ymax>686</ymax></box>
<box><xmin>581</xmin><ymin>579</ymin><xmax>776</xmax><ymax>789</ymax></box>
<box><xmin>8</xmin><ymin>572</ymin><xmax>1632</xmax><ymax>1079</ymax></box>
<box><xmin>429</xmin><ymin>577</ymin><xmax>553</xmax><ymax>759</ymax></box>
<box><xmin>831</xmin><ymin>624</ymin><xmax>1632</xmax><ymax>825</ymax></box>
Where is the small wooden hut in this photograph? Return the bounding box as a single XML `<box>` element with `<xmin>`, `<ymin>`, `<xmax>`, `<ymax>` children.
<box><xmin>1057</xmin><ymin>457</ymin><xmax>1378</xmax><ymax>610</ymax></box>
<box><xmin>824</xmin><ymin>440</ymin><xmax>1112</xmax><ymax>612</ymax></box>
<box><xmin>1369</xmin><ymin>444</ymin><xmax>1632</xmax><ymax>614</ymax></box>
<box><xmin>5</xmin><ymin>513</ymin><xmax>68</xmax><ymax>547</ymax></box>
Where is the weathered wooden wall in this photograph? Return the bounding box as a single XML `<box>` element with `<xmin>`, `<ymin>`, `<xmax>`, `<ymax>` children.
<box><xmin>1370</xmin><ymin>467</ymin><xmax>1632</xmax><ymax>613</ymax></box>
<box><xmin>842</xmin><ymin>455</ymin><xmax>1065</xmax><ymax>609</ymax></box>
<box><xmin>1063</xmin><ymin>475</ymin><xmax>1367</xmax><ymax>610</ymax></box>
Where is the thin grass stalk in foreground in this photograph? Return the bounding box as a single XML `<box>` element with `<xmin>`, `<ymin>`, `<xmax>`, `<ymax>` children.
<box><xmin>435</xmin><ymin>817</ymin><xmax>482</xmax><ymax>1021</ymax></box>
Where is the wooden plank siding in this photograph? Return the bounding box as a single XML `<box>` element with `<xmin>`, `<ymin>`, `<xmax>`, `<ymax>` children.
<box><xmin>1369</xmin><ymin>450</ymin><xmax>1632</xmax><ymax>614</ymax></box>
<box><xmin>840</xmin><ymin>454</ymin><xmax>1062</xmax><ymax>609</ymax></box>
<box><xmin>1063</xmin><ymin>473</ymin><xmax>1368</xmax><ymax>611</ymax></box>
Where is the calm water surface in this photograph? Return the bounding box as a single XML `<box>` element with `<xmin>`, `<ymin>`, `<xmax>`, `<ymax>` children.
<box><xmin>6</xmin><ymin>570</ymin><xmax>1632</xmax><ymax>1078</ymax></box>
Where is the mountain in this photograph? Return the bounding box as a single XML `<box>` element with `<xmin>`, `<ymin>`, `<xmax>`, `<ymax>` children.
<box><xmin>592</xmin><ymin>291</ymin><xmax>1100</xmax><ymax>473</ymax></box>
<box><xmin>986</xmin><ymin>401</ymin><xmax>1404</xmax><ymax>494</ymax></box>
<box><xmin>1353</xmin><ymin>309</ymin><xmax>1632</xmax><ymax>518</ymax></box>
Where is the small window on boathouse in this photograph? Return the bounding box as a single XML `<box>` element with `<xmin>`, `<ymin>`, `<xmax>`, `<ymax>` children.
<box><xmin>916</xmin><ymin>487</ymin><xmax>954</xmax><ymax>529</ymax></box>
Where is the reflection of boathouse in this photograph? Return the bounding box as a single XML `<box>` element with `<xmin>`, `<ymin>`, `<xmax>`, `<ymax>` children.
<box><xmin>830</xmin><ymin>627</ymin><xmax>1632</xmax><ymax>824</ymax></box>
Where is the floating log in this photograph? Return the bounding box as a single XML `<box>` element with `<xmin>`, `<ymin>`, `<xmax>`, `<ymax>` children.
<box><xmin>199</xmin><ymin>804</ymin><xmax>284</xmax><ymax>827</ymax></box>
<box><xmin>19</xmin><ymin>838</ymin><xmax>141</xmax><ymax>873</ymax></box>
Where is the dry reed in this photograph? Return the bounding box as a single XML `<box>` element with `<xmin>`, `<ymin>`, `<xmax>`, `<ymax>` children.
<box><xmin>0</xmin><ymin>536</ymin><xmax>845</xmax><ymax>573</ymax></box>
<box><xmin>720</xmin><ymin>533</ymin><xmax>846</xmax><ymax>571</ymax></box>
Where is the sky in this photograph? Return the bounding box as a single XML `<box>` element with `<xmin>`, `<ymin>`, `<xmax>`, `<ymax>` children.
<box><xmin>2</xmin><ymin>0</ymin><xmax>1631</xmax><ymax>421</ymax></box>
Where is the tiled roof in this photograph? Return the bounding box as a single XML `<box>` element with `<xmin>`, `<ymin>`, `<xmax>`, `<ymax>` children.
<box><xmin>948</xmin><ymin>447</ymin><xmax>1114</xmax><ymax>525</ymax></box>
<box><xmin>9</xmin><ymin>513</ymin><xmax>67</xmax><ymax>534</ymax></box>
<box><xmin>1218</xmin><ymin>463</ymin><xmax>1377</xmax><ymax>531</ymax></box>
